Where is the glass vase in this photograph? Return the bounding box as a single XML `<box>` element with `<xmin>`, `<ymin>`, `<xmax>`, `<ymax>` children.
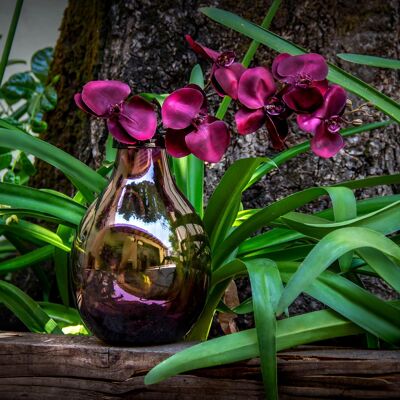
<box><xmin>71</xmin><ymin>144</ymin><xmax>211</xmax><ymax>345</ymax></box>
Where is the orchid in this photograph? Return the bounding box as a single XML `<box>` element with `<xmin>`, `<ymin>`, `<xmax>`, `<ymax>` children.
<box><xmin>235</xmin><ymin>67</ymin><xmax>289</xmax><ymax>150</ymax></box>
<box><xmin>185</xmin><ymin>35</ymin><xmax>245</xmax><ymax>99</ymax></box>
<box><xmin>161</xmin><ymin>84</ymin><xmax>230</xmax><ymax>163</ymax></box>
<box><xmin>74</xmin><ymin>80</ymin><xmax>157</xmax><ymax>144</ymax></box>
<box><xmin>297</xmin><ymin>84</ymin><xmax>347</xmax><ymax>158</ymax></box>
<box><xmin>272</xmin><ymin>53</ymin><xmax>328</xmax><ymax>113</ymax></box>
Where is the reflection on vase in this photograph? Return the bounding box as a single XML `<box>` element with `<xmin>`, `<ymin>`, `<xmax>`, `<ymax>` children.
<box><xmin>72</xmin><ymin>145</ymin><xmax>211</xmax><ymax>345</ymax></box>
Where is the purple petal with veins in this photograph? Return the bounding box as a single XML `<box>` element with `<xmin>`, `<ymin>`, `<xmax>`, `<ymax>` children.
<box><xmin>235</xmin><ymin>108</ymin><xmax>265</xmax><ymax>135</ymax></box>
<box><xmin>185</xmin><ymin>120</ymin><xmax>230</xmax><ymax>163</ymax></box>
<box><xmin>311</xmin><ymin>123</ymin><xmax>344</xmax><ymax>158</ymax></box>
<box><xmin>118</xmin><ymin>96</ymin><xmax>157</xmax><ymax>140</ymax></box>
<box><xmin>81</xmin><ymin>80</ymin><xmax>130</xmax><ymax>116</ymax></box>
<box><xmin>161</xmin><ymin>86</ymin><xmax>204</xmax><ymax>130</ymax></box>
<box><xmin>237</xmin><ymin>67</ymin><xmax>276</xmax><ymax>109</ymax></box>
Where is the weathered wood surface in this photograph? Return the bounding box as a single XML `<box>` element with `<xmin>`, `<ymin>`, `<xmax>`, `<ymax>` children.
<box><xmin>0</xmin><ymin>332</ymin><xmax>399</xmax><ymax>399</ymax></box>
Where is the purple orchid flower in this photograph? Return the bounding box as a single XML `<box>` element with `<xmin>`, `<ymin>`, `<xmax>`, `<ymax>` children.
<box><xmin>185</xmin><ymin>35</ymin><xmax>245</xmax><ymax>100</ymax></box>
<box><xmin>272</xmin><ymin>53</ymin><xmax>329</xmax><ymax>113</ymax></box>
<box><xmin>161</xmin><ymin>84</ymin><xmax>230</xmax><ymax>163</ymax></box>
<box><xmin>297</xmin><ymin>84</ymin><xmax>347</xmax><ymax>158</ymax></box>
<box><xmin>74</xmin><ymin>80</ymin><xmax>157</xmax><ymax>144</ymax></box>
<box><xmin>235</xmin><ymin>67</ymin><xmax>289</xmax><ymax>150</ymax></box>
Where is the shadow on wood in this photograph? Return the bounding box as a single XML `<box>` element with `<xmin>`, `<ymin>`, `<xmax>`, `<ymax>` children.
<box><xmin>0</xmin><ymin>331</ymin><xmax>399</xmax><ymax>399</ymax></box>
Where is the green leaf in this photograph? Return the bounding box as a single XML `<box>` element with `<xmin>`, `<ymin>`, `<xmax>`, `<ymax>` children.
<box><xmin>281</xmin><ymin>200</ymin><xmax>400</xmax><ymax>238</ymax></box>
<box><xmin>31</xmin><ymin>47</ymin><xmax>53</xmax><ymax>82</ymax></box>
<box><xmin>200</xmin><ymin>7</ymin><xmax>400</xmax><ymax>123</ymax></box>
<box><xmin>6</xmin><ymin>59</ymin><xmax>26</xmax><ymax>66</ymax></box>
<box><xmin>0</xmin><ymin>127</ymin><xmax>107</xmax><ymax>200</ymax></box>
<box><xmin>276</xmin><ymin>228</ymin><xmax>400</xmax><ymax>316</ymax></box>
<box><xmin>337</xmin><ymin>53</ymin><xmax>400</xmax><ymax>70</ymax></box>
<box><xmin>204</xmin><ymin>157</ymin><xmax>266</xmax><ymax>252</ymax></box>
<box><xmin>1</xmin><ymin>72</ymin><xmax>37</xmax><ymax>103</ymax></box>
<box><xmin>139</xmin><ymin>93</ymin><xmax>168</xmax><ymax>106</ymax></box>
<box><xmin>18</xmin><ymin>152</ymin><xmax>36</xmax><ymax>176</ymax></box>
<box><xmin>0</xmin><ymin>182</ymin><xmax>85</xmax><ymax>226</ymax></box>
<box><xmin>0</xmin><ymin>218</ymin><xmax>70</xmax><ymax>252</ymax></box>
<box><xmin>0</xmin><ymin>280</ymin><xmax>63</xmax><ymax>334</ymax></box>
<box><xmin>213</xmin><ymin>174</ymin><xmax>400</xmax><ymax>268</ymax></box>
<box><xmin>145</xmin><ymin>309</ymin><xmax>362</xmax><ymax>385</ymax></box>
<box><xmin>40</xmin><ymin>85</ymin><xmax>57</xmax><ymax>112</ymax></box>
<box><xmin>189</xmin><ymin>64</ymin><xmax>204</xmax><ymax>89</ymax></box>
<box><xmin>245</xmin><ymin>259</ymin><xmax>280</xmax><ymax>400</ymax></box>
<box><xmin>280</xmin><ymin>263</ymin><xmax>400</xmax><ymax>345</ymax></box>
<box><xmin>0</xmin><ymin>153</ymin><xmax>12</xmax><ymax>169</ymax></box>
<box><xmin>0</xmin><ymin>245</ymin><xmax>53</xmax><ymax>274</ymax></box>
<box><xmin>37</xmin><ymin>301</ymin><xmax>83</xmax><ymax>327</ymax></box>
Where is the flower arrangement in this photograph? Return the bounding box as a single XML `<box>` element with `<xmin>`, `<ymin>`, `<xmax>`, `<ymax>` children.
<box><xmin>74</xmin><ymin>36</ymin><xmax>352</xmax><ymax>161</ymax></box>
<box><xmin>1</xmin><ymin>2</ymin><xmax>400</xmax><ymax>400</ymax></box>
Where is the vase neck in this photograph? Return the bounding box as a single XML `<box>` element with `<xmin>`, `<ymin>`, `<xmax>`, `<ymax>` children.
<box><xmin>113</xmin><ymin>147</ymin><xmax>170</xmax><ymax>182</ymax></box>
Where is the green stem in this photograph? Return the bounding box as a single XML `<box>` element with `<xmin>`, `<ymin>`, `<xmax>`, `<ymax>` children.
<box><xmin>215</xmin><ymin>0</ymin><xmax>282</xmax><ymax>120</ymax></box>
<box><xmin>0</xmin><ymin>0</ymin><xmax>24</xmax><ymax>86</ymax></box>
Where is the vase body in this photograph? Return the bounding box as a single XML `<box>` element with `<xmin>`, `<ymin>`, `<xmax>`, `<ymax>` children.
<box><xmin>71</xmin><ymin>146</ymin><xmax>211</xmax><ymax>345</ymax></box>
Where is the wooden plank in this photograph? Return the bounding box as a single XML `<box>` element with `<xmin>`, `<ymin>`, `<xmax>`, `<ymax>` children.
<box><xmin>0</xmin><ymin>332</ymin><xmax>399</xmax><ymax>399</ymax></box>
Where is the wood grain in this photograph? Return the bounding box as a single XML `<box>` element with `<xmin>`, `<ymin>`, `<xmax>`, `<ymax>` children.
<box><xmin>0</xmin><ymin>332</ymin><xmax>399</xmax><ymax>399</ymax></box>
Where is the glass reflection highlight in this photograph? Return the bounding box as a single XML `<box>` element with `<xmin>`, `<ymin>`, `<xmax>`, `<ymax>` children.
<box><xmin>72</xmin><ymin>146</ymin><xmax>211</xmax><ymax>345</ymax></box>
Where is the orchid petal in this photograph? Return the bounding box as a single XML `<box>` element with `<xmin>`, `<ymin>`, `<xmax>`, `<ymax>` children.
<box><xmin>283</xmin><ymin>86</ymin><xmax>324</xmax><ymax>113</ymax></box>
<box><xmin>311</xmin><ymin>123</ymin><xmax>344</xmax><ymax>158</ymax></box>
<box><xmin>107</xmin><ymin>119</ymin><xmax>137</xmax><ymax>145</ymax></box>
<box><xmin>165</xmin><ymin>129</ymin><xmax>192</xmax><ymax>158</ymax></box>
<box><xmin>117</xmin><ymin>96</ymin><xmax>157</xmax><ymax>141</ymax></box>
<box><xmin>296</xmin><ymin>114</ymin><xmax>322</xmax><ymax>133</ymax></box>
<box><xmin>74</xmin><ymin>93</ymin><xmax>100</xmax><ymax>116</ymax></box>
<box><xmin>277</xmin><ymin>53</ymin><xmax>328</xmax><ymax>81</ymax></box>
<box><xmin>315</xmin><ymin>84</ymin><xmax>347</xmax><ymax>119</ymax></box>
<box><xmin>238</xmin><ymin>67</ymin><xmax>276</xmax><ymax>109</ymax></box>
<box><xmin>161</xmin><ymin>87</ymin><xmax>204</xmax><ymax>130</ymax></box>
<box><xmin>185</xmin><ymin>34</ymin><xmax>220</xmax><ymax>62</ymax></box>
<box><xmin>265</xmin><ymin>115</ymin><xmax>288</xmax><ymax>150</ymax></box>
<box><xmin>213</xmin><ymin>63</ymin><xmax>245</xmax><ymax>99</ymax></box>
<box><xmin>81</xmin><ymin>80</ymin><xmax>130</xmax><ymax>116</ymax></box>
<box><xmin>185</xmin><ymin>120</ymin><xmax>230</xmax><ymax>163</ymax></box>
<box><xmin>272</xmin><ymin>53</ymin><xmax>291</xmax><ymax>80</ymax></box>
<box><xmin>235</xmin><ymin>108</ymin><xmax>265</xmax><ymax>135</ymax></box>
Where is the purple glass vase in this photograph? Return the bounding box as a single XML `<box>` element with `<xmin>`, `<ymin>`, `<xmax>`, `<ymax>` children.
<box><xmin>71</xmin><ymin>144</ymin><xmax>211</xmax><ymax>345</ymax></box>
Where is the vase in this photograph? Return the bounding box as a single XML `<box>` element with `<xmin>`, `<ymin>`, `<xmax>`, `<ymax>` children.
<box><xmin>71</xmin><ymin>143</ymin><xmax>211</xmax><ymax>345</ymax></box>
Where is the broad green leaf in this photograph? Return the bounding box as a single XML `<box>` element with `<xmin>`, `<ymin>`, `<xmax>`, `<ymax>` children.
<box><xmin>139</xmin><ymin>93</ymin><xmax>168</xmax><ymax>106</ymax></box>
<box><xmin>31</xmin><ymin>47</ymin><xmax>53</xmax><ymax>82</ymax></box>
<box><xmin>37</xmin><ymin>301</ymin><xmax>83</xmax><ymax>327</ymax></box>
<box><xmin>356</xmin><ymin>248</ymin><xmax>400</xmax><ymax>293</ymax></box>
<box><xmin>281</xmin><ymin>201</ymin><xmax>400</xmax><ymax>238</ymax></box>
<box><xmin>0</xmin><ymin>128</ymin><xmax>107</xmax><ymax>200</ymax></box>
<box><xmin>145</xmin><ymin>309</ymin><xmax>362</xmax><ymax>385</ymax></box>
<box><xmin>277</xmin><ymin>228</ymin><xmax>400</xmax><ymax>315</ymax></box>
<box><xmin>0</xmin><ymin>218</ymin><xmax>70</xmax><ymax>252</ymax></box>
<box><xmin>0</xmin><ymin>245</ymin><xmax>53</xmax><ymax>274</ymax></box>
<box><xmin>0</xmin><ymin>153</ymin><xmax>12</xmax><ymax>169</ymax></box>
<box><xmin>1</xmin><ymin>71</ymin><xmax>37</xmax><ymax>103</ymax></box>
<box><xmin>279</xmin><ymin>263</ymin><xmax>400</xmax><ymax>345</ymax></box>
<box><xmin>40</xmin><ymin>85</ymin><xmax>57</xmax><ymax>112</ymax></box>
<box><xmin>0</xmin><ymin>182</ymin><xmax>85</xmax><ymax>226</ymax></box>
<box><xmin>213</xmin><ymin>174</ymin><xmax>400</xmax><ymax>268</ymax></box>
<box><xmin>0</xmin><ymin>280</ymin><xmax>63</xmax><ymax>334</ymax></box>
<box><xmin>245</xmin><ymin>259</ymin><xmax>281</xmax><ymax>400</ymax></box>
<box><xmin>337</xmin><ymin>53</ymin><xmax>400</xmax><ymax>70</ymax></box>
<box><xmin>204</xmin><ymin>157</ymin><xmax>266</xmax><ymax>252</ymax></box>
<box><xmin>19</xmin><ymin>152</ymin><xmax>36</xmax><ymax>176</ymax></box>
<box><xmin>200</xmin><ymin>8</ymin><xmax>400</xmax><ymax>123</ymax></box>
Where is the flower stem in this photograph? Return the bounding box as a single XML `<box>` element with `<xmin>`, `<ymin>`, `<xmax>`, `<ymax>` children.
<box><xmin>0</xmin><ymin>0</ymin><xmax>24</xmax><ymax>86</ymax></box>
<box><xmin>215</xmin><ymin>0</ymin><xmax>282</xmax><ymax>120</ymax></box>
